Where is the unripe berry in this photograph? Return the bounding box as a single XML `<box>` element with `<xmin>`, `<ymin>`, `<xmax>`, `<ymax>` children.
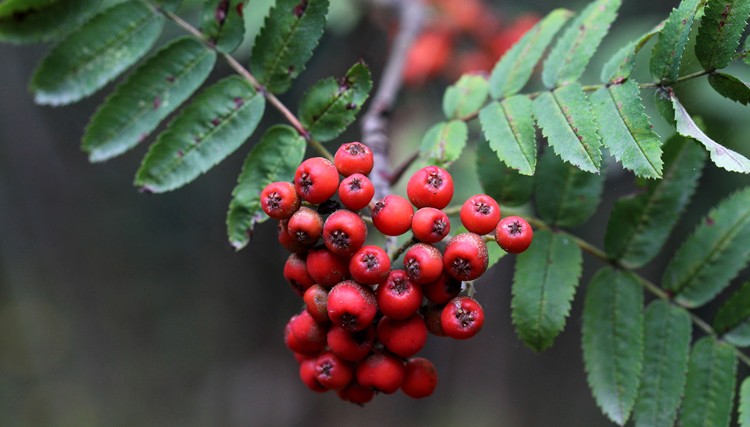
<box><xmin>327</xmin><ymin>281</ymin><xmax>377</xmax><ymax>332</ymax></box>
<box><xmin>338</xmin><ymin>173</ymin><xmax>375</xmax><ymax>211</ymax></box>
<box><xmin>287</xmin><ymin>207</ymin><xmax>323</xmax><ymax>246</ymax></box>
<box><xmin>441</xmin><ymin>296</ymin><xmax>485</xmax><ymax>339</ymax></box>
<box><xmin>406</xmin><ymin>166</ymin><xmax>454</xmax><ymax>209</ymax></box>
<box><xmin>299</xmin><ymin>358</ymin><xmax>328</xmax><ymax>392</ymax></box>
<box><xmin>422</xmin><ymin>272</ymin><xmax>462</xmax><ymax>305</ymax></box>
<box><xmin>377</xmin><ymin>315</ymin><xmax>428</xmax><ymax>358</ymax></box>
<box><xmin>460</xmin><ymin>194</ymin><xmax>501</xmax><ymax>235</ymax></box>
<box><xmin>443</xmin><ymin>232</ymin><xmax>489</xmax><ymax>281</ymax></box>
<box><xmin>411</xmin><ymin>207</ymin><xmax>450</xmax><ymax>243</ymax></box>
<box><xmin>356</xmin><ymin>350</ymin><xmax>406</xmax><ymax>394</ymax></box>
<box><xmin>303</xmin><ymin>284</ymin><xmax>329</xmax><ymax>323</ymax></box>
<box><xmin>495</xmin><ymin>216</ymin><xmax>534</xmax><ymax>254</ymax></box>
<box><xmin>294</xmin><ymin>157</ymin><xmax>339</xmax><ymax>204</ymax></box>
<box><xmin>403</xmin><ymin>243</ymin><xmax>443</xmax><ymax>284</ymax></box>
<box><xmin>334</xmin><ymin>142</ymin><xmax>374</xmax><ymax>177</ymax></box>
<box><xmin>327</xmin><ymin>324</ymin><xmax>376</xmax><ymax>362</ymax></box>
<box><xmin>261</xmin><ymin>181</ymin><xmax>300</xmax><ymax>219</ymax></box>
<box><xmin>337</xmin><ymin>382</ymin><xmax>375</xmax><ymax>404</ymax></box>
<box><xmin>284</xmin><ymin>310</ymin><xmax>327</xmax><ymax>355</ymax></box>
<box><xmin>371</xmin><ymin>195</ymin><xmax>414</xmax><ymax>236</ymax></box>
<box><xmin>349</xmin><ymin>245</ymin><xmax>391</xmax><ymax>285</ymax></box>
<box><xmin>401</xmin><ymin>357</ymin><xmax>438</xmax><ymax>399</ymax></box>
<box><xmin>315</xmin><ymin>351</ymin><xmax>354</xmax><ymax>390</ymax></box>
<box><xmin>376</xmin><ymin>270</ymin><xmax>423</xmax><ymax>320</ymax></box>
<box><xmin>306</xmin><ymin>247</ymin><xmax>349</xmax><ymax>287</ymax></box>
<box><xmin>283</xmin><ymin>253</ymin><xmax>315</xmax><ymax>296</ymax></box>
<box><xmin>323</xmin><ymin>210</ymin><xmax>367</xmax><ymax>257</ymax></box>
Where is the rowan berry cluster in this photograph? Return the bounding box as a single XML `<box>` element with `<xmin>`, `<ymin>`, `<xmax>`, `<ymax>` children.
<box><xmin>261</xmin><ymin>142</ymin><xmax>533</xmax><ymax>404</ymax></box>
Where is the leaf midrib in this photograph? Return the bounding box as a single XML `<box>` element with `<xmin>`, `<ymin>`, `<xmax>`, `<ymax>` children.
<box><xmin>551</xmin><ymin>88</ymin><xmax>598</xmax><ymax>169</ymax></box>
<box><xmin>606</xmin><ymin>84</ymin><xmax>661</xmax><ymax>176</ymax></box>
<box><xmin>500</xmin><ymin>99</ymin><xmax>535</xmax><ymax>173</ymax></box>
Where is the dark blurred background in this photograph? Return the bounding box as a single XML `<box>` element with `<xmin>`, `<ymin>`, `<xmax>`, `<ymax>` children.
<box><xmin>1</xmin><ymin>0</ymin><xmax>750</xmax><ymax>426</ymax></box>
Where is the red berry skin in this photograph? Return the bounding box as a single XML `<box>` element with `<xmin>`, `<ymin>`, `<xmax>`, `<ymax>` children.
<box><xmin>371</xmin><ymin>195</ymin><xmax>415</xmax><ymax>236</ymax></box>
<box><xmin>377</xmin><ymin>315</ymin><xmax>428</xmax><ymax>358</ymax></box>
<box><xmin>315</xmin><ymin>351</ymin><xmax>354</xmax><ymax>390</ymax></box>
<box><xmin>306</xmin><ymin>247</ymin><xmax>350</xmax><ymax>287</ymax></box>
<box><xmin>299</xmin><ymin>358</ymin><xmax>328</xmax><ymax>393</ymax></box>
<box><xmin>334</xmin><ymin>142</ymin><xmax>374</xmax><ymax>177</ymax></box>
<box><xmin>460</xmin><ymin>194</ymin><xmax>501</xmax><ymax>235</ymax></box>
<box><xmin>278</xmin><ymin>220</ymin><xmax>307</xmax><ymax>253</ymax></box>
<box><xmin>440</xmin><ymin>296</ymin><xmax>485</xmax><ymax>339</ymax></box>
<box><xmin>411</xmin><ymin>207</ymin><xmax>451</xmax><ymax>243</ymax></box>
<box><xmin>443</xmin><ymin>232</ymin><xmax>489</xmax><ymax>281</ymax></box>
<box><xmin>402</xmin><ymin>357</ymin><xmax>438</xmax><ymax>399</ymax></box>
<box><xmin>294</xmin><ymin>157</ymin><xmax>339</xmax><ymax>204</ymax></box>
<box><xmin>283</xmin><ymin>253</ymin><xmax>315</xmax><ymax>296</ymax></box>
<box><xmin>376</xmin><ymin>270</ymin><xmax>423</xmax><ymax>320</ymax></box>
<box><xmin>349</xmin><ymin>245</ymin><xmax>391</xmax><ymax>286</ymax></box>
<box><xmin>403</xmin><ymin>243</ymin><xmax>444</xmax><ymax>284</ymax></box>
<box><xmin>287</xmin><ymin>207</ymin><xmax>323</xmax><ymax>246</ymax></box>
<box><xmin>422</xmin><ymin>303</ymin><xmax>447</xmax><ymax>337</ymax></box>
<box><xmin>337</xmin><ymin>382</ymin><xmax>375</xmax><ymax>404</ymax></box>
<box><xmin>327</xmin><ymin>281</ymin><xmax>378</xmax><ymax>332</ymax></box>
<box><xmin>406</xmin><ymin>166</ymin><xmax>454</xmax><ymax>209</ymax></box>
<box><xmin>338</xmin><ymin>174</ymin><xmax>375</xmax><ymax>211</ymax></box>
<box><xmin>495</xmin><ymin>216</ymin><xmax>533</xmax><ymax>254</ymax></box>
<box><xmin>423</xmin><ymin>272</ymin><xmax>462</xmax><ymax>305</ymax></box>
<box><xmin>327</xmin><ymin>324</ymin><xmax>376</xmax><ymax>362</ymax></box>
<box><xmin>323</xmin><ymin>210</ymin><xmax>367</xmax><ymax>257</ymax></box>
<box><xmin>284</xmin><ymin>310</ymin><xmax>328</xmax><ymax>355</ymax></box>
<box><xmin>303</xmin><ymin>284</ymin><xmax>329</xmax><ymax>323</ymax></box>
<box><xmin>261</xmin><ymin>181</ymin><xmax>300</xmax><ymax>219</ymax></box>
<box><xmin>356</xmin><ymin>350</ymin><xmax>406</xmax><ymax>394</ymax></box>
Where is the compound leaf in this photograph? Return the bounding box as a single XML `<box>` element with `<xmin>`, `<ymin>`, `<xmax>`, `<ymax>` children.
<box><xmin>695</xmin><ymin>0</ymin><xmax>750</xmax><ymax>71</ymax></box>
<box><xmin>714</xmin><ymin>281</ymin><xmax>750</xmax><ymax>347</ymax></box>
<box><xmin>479</xmin><ymin>96</ymin><xmax>536</xmax><ymax>175</ymax></box>
<box><xmin>476</xmin><ymin>139</ymin><xmax>534</xmax><ymax>207</ymax></box>
<box><xmin>135</xmin><ymin>76</ymin><xmax>265</xmax><ymax>192</ymax></box>
<box><xmin>650</xmin><ymin>0</ymin><xmax>701</xmax><ymax>83</ymax></box>
<box><xmin>0</xmin><ymin>0</ymin><xmax>101</xmax><ymax>44</ymax></box>
<box><xmin>201</xmin><ymin>0</ymin><xmax>248</xmax><ymax>53</ymax></box>
<box><xmin>443</xmin><ymin>74</ymin><xmax>488</xmax><ymax>119</ymax></box>
<box><xmin>419</xmin><ymin>120</ymin><xmax>468</xmax><ymax>168</ymax></box>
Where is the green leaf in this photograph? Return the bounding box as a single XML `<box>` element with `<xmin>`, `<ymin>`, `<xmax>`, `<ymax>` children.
<box><xmin>590</xmin><ymin>80</ymin><xmax>662</xmax><ymax>178</ymax></box>
<box><xmin>0</xmin><ymin>0</ymin><xmax>101</xmax><ymax>44</ymax></box>
<box><xmin>443</xmin><ymin>74</ymin><xmax>489</xmax><ymax>119</ymax></box>
<box><xmin>678</xmin><ymin>337</ymin><xmax>738</xmax><ymax>427</ymax></box>
<box><xmin>511</xmin><ymin>230</ymin><xmax>582</xmax><ymax>352</ymax></box>
<box><xmin>654</xmin><ymin>88</ymin><xmax>676</xmax><ymax>127</ymax></box>
<box><xmin>83</xmin><ymin>37</ymin><xmax>217</xmax><ymax>162</ymax></box>
<box><xmin>476</xmin><ymin>139</ymin><xmax>534</xmax><ymax>207</ymax></box>
<box><xmin>633</xmin><ymin>301</ymin><xmax>691</xmax><ymax>427</ymax></box>
<box><xmin>201</xmin><ymin>0</ymin><xmax>248</xmax><ymax>53</ymax></box>
<box><xmin>227</xmin><ymin>125</ymin><xmax>305</xmax><ymax>250</ymax></box>
<box><xmin>534</xmin><ymin>148</ymin><xmax>604</xmax><ymax>228</ymax></box>
<box><xmin>671</xmin><ymin>94</ymin><xmax>750</xmax><ymax>173</ymax></box>
<box><xmin>533</xmin><ymin>83</ymin><xmax>602</xmax><ymax>173</ymax></box>
<box><xmin>740</xmin><ymin>377</ymin><xmax>750</xmax><ymax>427</ymax></box>
<box><xmin>0</xmin><ymin>0</ymin><xmax>56</xmax><ymax>17</ymax></box>
<box><xmin>419</xmin><ymin>120</ymin><xmax>468</xmax><ymax>168</ymax></box>
<box><xmin>453</xmin><ymin>225</ymin><xmax>507</xmax><ymax>270</ymax></box>
<box><xmin>696</xmin><ymin>0</ymin><xmax>750</xmax><ymax>70</ymax></box>
<box><xmin>249</xmin><ymin>0</ymin><xmax>329</xmax><ymax>94</ymax></box>
<box><xmin>650</xmin><ymin>0</ymin><xmax>701</xmax><ymax>83</ymax></box>
<box><xmin>541</xmin><ymin>0</ymin><xmax>621</xmax><ymax>88</ymax></box>
<box><xmin>582</xmin><ymin>267</ymin><xmax>644</xmax><ymax>426</ymax></box>
<box><xmin>714</xmin><ymin>281</ymin><xmax>750</xmax><ymax>346</ymax></box>
<box><xmin>662</xmin><ymin>187</ymin><xmax>750</xmax><ymax>307</ymax></box>
<box><xmin>479</xmin><ymin>96</ymin><xmax>536</xmax><ymax>175</ymax></box>
<box><xmin>135</xmin><ymin>76</ymin><xmax>265</xmax><ymax>192</ymax></box>
<box><xmin>489</xmin><ymin>8</ymin><xmax>572</xmax><ymax>98</ymax></box>
<box><xmin>298</xmin><ymin>61</ymin><xmax>372</xmax><ymax>142</ymax></box>
<box><xmin>29</xmin><ymin>0</ymin><xmax>164</xmax><ymax>106</ymax></box>
<box><xmin>708</xmin><ymin>72</ymin><xmax>750</xmax><ymax>105</ymax></box>
<box><xmin>604</xmin><ymin>134</ymin><xmax>705</xmax><ymax>269</ymax></box>
<box><xmin>600</xmin><ymin>24</ymin><xmax>662</xmax><ymax>82</ymax></box>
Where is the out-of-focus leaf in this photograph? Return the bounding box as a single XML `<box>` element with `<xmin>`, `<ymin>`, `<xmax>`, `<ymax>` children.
<box><xmin>443</xmin><ymin>74</ymin><xmax>488</xmax><ymax>119</ymax></box>
<box><xmin>714</xmin><ymin>281</ymin><xmax>750</xmax><ymax>347</ymax></box>
<box><xmin>476</xmin><ymin>139</ymin><xmax>534</xmax><ymax>207</ymax></box>
<box><xmin>708</xmin><ymin>72</ymin><xmax>750</xmax><ymax>105</ymax></box>
<box><xmin>419</xmin><ymin>120</ymin><xmax>468</xmax><ymax>168</ymax></box>
<box><xmin>0</xmin><ymin>0</ymin><xmax>101</xmax><ymax>44</ymax></box>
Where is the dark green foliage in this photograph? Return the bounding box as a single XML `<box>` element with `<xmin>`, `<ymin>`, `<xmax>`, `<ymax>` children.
<box><xmin>741</xmin><ymin>377</ymin><xmax>750</xmax><ymax>427</ymax></box>
<box><xmin>695</xmin><ymin>0</ymin><xmax>750</xmax><ymax>71</ymax></box>
<box><xmin>708</xmin><ymin>73</ymin><xmax>750</xmax><ymax>105</ymax></box>
<box><xmin>650</xmin><ymin>0</ymin><xmax>701</xmax><ymax>83</ymax></box>
<box><xmin>0</xmin><ymin>0</ymin><xmax>101</xmax><ymax>44</ymax></box>
<box><xmin>714</xmin><ymin>282</ymin><xmax>750</xmax><ymax>347</ymax></box>
<box><xmin>479</xmin><ymin>96</ymin><xmax>536</xmax><ymax>175</ymax></box>
<box><xmin>201</xmin><ymin>0</ymin><xmax>248</xmax><ymax>53</ymax></box>
<box><xmin>0</xmin><ymin>0</ymin><xmax>56</xmax><ymax>17</ymax></box>
<box><xmin>476</xmin><ymin>140</ymin><xmax>534</xmax><ymax>207</ymax></box>
<box><xmin>419</xmin><ymin>120</ymin><xmax>468</xmax><ymax>168</ymax></box>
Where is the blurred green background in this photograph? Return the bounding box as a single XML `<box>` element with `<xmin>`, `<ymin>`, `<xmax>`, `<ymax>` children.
<box><xmin>1</xmin><ymin>0</ymin><xmax>749</xmax><ymax>426</ymax></box>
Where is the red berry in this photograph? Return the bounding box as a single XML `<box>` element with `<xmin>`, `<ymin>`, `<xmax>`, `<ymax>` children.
<box><xmin>315</xmin><ymin>352</ymin><xmax>354</xmax><ymax>390</ymax></box>
<box><xmin>303</xmin><ymin>284</ymin><xmax>329</xmax><ymax>323</ymax></box>
<box><xmin>327</xmin><ymin>281</ymin><xmax>377</xmax><ymax>332</ymax></box>
<box><xmin>327</xmin><ymin>324</ymin><xmax>376</xmax><ymax>362</ymax></box>
<box><xmin>376</xmin><ymin>270</ymin><xmax>423</xmax><ymax>320</ymax></box>
<box><xmin>411</xmin><ymin>207</ymin><xmax>450</xmax><ymax>243</ymax></box>
<box><xmin>306</xmin><ymin>247</ymin><xmax>349</xmax><ymax>287</ymax></box>
<box><xmin>356</xmin><ymin>350</ymin><xmax>406</xmax><ymax>394</ymax></box>
<box><xmin>377</xmin><ymin>315</ymin><xmax>428</xmax><ymax>358</ymax></box>
<box><xmin>337</xmin><ymin>382</ymin><xmax>375</xmax><ymax>404</ymax></box>
<box><xmin>371</xmin><ymin>195</ymin><xmax>414</xmax><ymax>236</ymax></box>
<box><xmin>422</xmin><ymin>303</ymin><xmax>447</xmax><ymax>337</ymax></box>
<box><xmin>278</xmin><ymin>220</ymin><xmax>307</xmax><ymax>253</ymax></box>
<box><xmin>283</xmin><ymin>253</ymin><xmax>315</xmax><ymax>296</ymax></box>
<box><xmin>287</xmin><ymin>207</ymin><xmax>323</xmax><ymax>246</ymax></box>
<box><xmin>261</xmin><ymin>181</ymin><xmax>300</xmax><ymax>220</ymax></box>
<box><xmin>323</xmin><ymin>210</ymin><xmax>367</xmax><ymax>257</ymax></box>
<box><xmin>334</xmin><ymin>142</ymin><xmax>374</xmax><ymax>177</ymax></box>
<box><xmin>294</xmin><ymin>157</ymin><xmax>339</xmax><ymax>204</ymax></box>
<box><xmin>284</xmin><ymin>310</ymin><xmax>327</xmax><ymax>355</ymax></box>
<box><xmin>443</xmin><ymin>232</ymin><xmax>488</xmax><ymax>281</ymax></box>
<box><xmin>406</xmin><ymin>166</ymin><xmax>454</xmax><ymax>209</ymax></box>
<box><xmin>460</xmin><ymin>194</ymin><xmax>501</xmax><ymax>235</ymax></box>
<box><xmin>401</xmin><ymin>357</ymin><xmax>438</xmax><ymax>398</ymax></box>
<box><xmin>495</xmin><ymin>216</ymin><xmax>533</xmax><ymax>254</ymax></box>
<box><xmin>403</xmin><ymin>243</ymin><xmax>444</xmax><ymax>284</ymax></box>
<box><xmin>338</xmin><ymin>173</ymin><xmax>375</xmax><ymax>211</ymax></box>
<box><xmin>440</xmin><ymin>296</ymin><xmax>485</xmax><ymax>339</ymax></box>
<box><xmin>349</xmin><ymin>245</ymin><xmax>391</xmax><ymax>285</ymax></box>
<box><xmin>422</xmin><ymin>272</ymin><xmax>462</xmax><ymax>305</ymax></box>
<box><xmin>299</xmin><ymin>358</ymin><xmax>328</xmax><ymax>392</ymax></box>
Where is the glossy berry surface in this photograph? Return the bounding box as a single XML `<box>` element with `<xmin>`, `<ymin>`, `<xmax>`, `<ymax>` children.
<box><xmin>287</xmin><ymin>206</ymin><xmax>323</xmax><ymax>246</ymax></box>
<box><xmin>277</xmin><ymin>220</ymin><xmax>306</xmax><ymax>253</ymax></box>
<box><xmin>377</xmin><ymin>314</ymin><xmax>428</xmax><ymax>358</ymax></box>
<box><xmin>327</xmin><ymin>324</ymin><xmax>376</xmax><ymax>362</ymax></box>
<box><xmin>401</xmin><ymin>357</ymin><xmax>438</xmax><ymax>398</ymax></box>
<box><xmin>443</xmin><ymin>232</ymin><xmax>489</xmax><ymax>281</ymax></box>
<box><xmin>460</xmin><ymin>194</ymin><xmax>501</xmax><ymax>235</ymax></box>
<box><xmin>294</xmin><ymin>157</ymin><xmax>339</xmax><ymax>204</ymax></box>
<box><xmin>315</xmin><ymin>352</ymin><xmax>354</xmax><ymax>390</ymax></box>
<box><xmin>406</xmin><ymin>165</ymin><xmax>454</xmax><ymax>209</ymax></box>
<box><xmin>334</xmin><ymin>142</ymin><xmax>374</xmax><ymax>177</ymax></box>
<box><xmin>284</xmin><ymin>310</ymin><xmax>327</xmax><ymax>355</ymax></box>
<box><xmin>355</xmin><ymin>350</ymin><xmax>406</xmax><ymax>394</ymax></box>
<box><xmin>441</xmin><ymin>296</ymin><xmax>485</xmax><ymax>340</ymax></box>
<box><xmin>299</xmin><ymin>358</ymin><xmax>328</xmax><ymax>393</ymax></box>
<box><xmin>422</xmin><ymin>272</ymin><xmax>462</xmax><ymax>305</ymax></box>
<box><xmin>349</xmin><ymin>245</ymin><xmax>391</xmax><ymax>285</ymax></box>
<box><xmin>376</xmin><ymin>270</ymin><xmax>423</xmax><ymax>320</ymax></box>
<box><xmin>283</xmin><ymin>253</ymin><xmax>315</xmax><ymax>296</ymax></box>
<box><xmin>496</xmin><ymin>216</ymin><xmax>533</xmax><ymax>254</ymax></box>
<box><xmin>326</xmin><ymin>281</ymin><xmax>377</xmax><ymax>332</ymax></box>
<box><xmin>303</xmin><ymin>284</ymin><xmax>329</xmax><ymax>323</ymax></box>
<box><xmin>403</xmin><ymin>243</ymin><xmax>443</xmax><ymax>284</ymax></box>
<box><xmin>306</xmin><ymin>247</ymin><xmax>349</xmax><ymax>287</ymax></box>
<box><xmin>323</xmin><ymin>209</ymin><xmax>367</xmax><ymax>257</ymax></box>
<box><xmin>411</xmin><ymin>207</ymin><xmax>450</xmax><ymax>243</ymax></box>
<box><xmin>371</xmin><ymin>194</ymin><xmax>415</xmax><ymax>236</ymax></box>
<box><xmin>261</xmin><ymin>181</ymin><xmax>300</xmax><ymax>220</ymax></box>
<box><xmin>338</xmin><ymin>173</ymin><xmax>375</xmax><ymax>211</ymax></box>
